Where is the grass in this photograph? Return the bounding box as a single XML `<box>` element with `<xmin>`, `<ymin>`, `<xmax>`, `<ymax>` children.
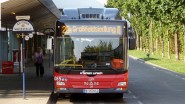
<box><xmin>129</xmin><ymin>50</ymin><xmax>185</xmax><ymax>75</ymax></box>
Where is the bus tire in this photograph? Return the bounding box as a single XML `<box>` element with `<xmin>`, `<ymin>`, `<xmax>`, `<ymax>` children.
<box><xmin>58</xmin><ymin>93</ymin><xmax>65</xmax><ymax>98</ymax></box>
<box><xmin>115</xmin><ymin>93</ymin><xmax>123</xmax><ymax>98</ymax></box>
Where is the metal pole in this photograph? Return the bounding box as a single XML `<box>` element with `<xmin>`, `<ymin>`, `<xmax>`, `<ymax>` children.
<box><xmin>21</xmin><ymin>33</ymin><xmax>26</xmax><ymax>99</ymax></box>
<box><xmin>23</xmin><ymin>69</ymin><xmax>26</xmax><ymax>99</ymax></box>
<box><xmin>49</xmin><ymin>50</ymin><xmax>50</xmax><ymax>67</ymax></box>
<box><xmin>18</xmin><ymin>37</ymin><xmax>21</xmax><ymax>76</ymax></box>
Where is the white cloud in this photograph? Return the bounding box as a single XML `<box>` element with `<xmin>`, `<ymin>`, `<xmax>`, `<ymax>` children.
<box><xmin>96</xmin><ymin>0</ymin><xmax>107</xmax><ymax>5</ymax></box>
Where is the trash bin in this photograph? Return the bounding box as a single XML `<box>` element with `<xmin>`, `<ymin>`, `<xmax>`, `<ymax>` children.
<box><xmin>2</xmin><ymin>61</ymin><xmax>14</xmax><ymax>74</ymax></box>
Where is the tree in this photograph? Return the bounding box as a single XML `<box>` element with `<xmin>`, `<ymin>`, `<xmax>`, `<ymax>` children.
<box><xmin>106</xmin><ymin>0</ymin><xmax>185</xmax><ymax>60</ymax></box>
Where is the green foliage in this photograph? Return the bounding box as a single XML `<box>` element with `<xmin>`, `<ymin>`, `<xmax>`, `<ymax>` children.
<box><xmin>83</xmin><ymin>41</ymin><xmax>113</xmax><ymax>52</ymax></box>
<box><xmin>106</xmin><ymin>0</ymin><xmax>185</xmax><ymax>60</ymax></box>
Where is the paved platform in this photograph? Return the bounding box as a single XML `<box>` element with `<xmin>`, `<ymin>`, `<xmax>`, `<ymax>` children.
<box><xmin>0</xmin><ymin>55</ymin><xmax>53</xmax><ymax>104</ymax></box>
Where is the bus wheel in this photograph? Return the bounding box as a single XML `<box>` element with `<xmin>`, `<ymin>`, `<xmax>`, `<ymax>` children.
<box><xmin>115</xmin><ymin>93</ymin><xmax>123</xmax><ymax>98</ymax></box>
<box><xmin>58</xmin><ymin>93</ymin><xmax>65</xmax><ymax>98</ymax></box>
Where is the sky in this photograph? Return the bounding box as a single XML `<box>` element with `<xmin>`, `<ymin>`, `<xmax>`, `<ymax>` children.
<box><xmin>0</xmin><ymin>0</ymin><xmax>9</xmax><ymax>3</ymax></box>
<box><xmin>52</xmin><ymin>0</ymin><xmax>107</xmax><ymax>8</ymax></box>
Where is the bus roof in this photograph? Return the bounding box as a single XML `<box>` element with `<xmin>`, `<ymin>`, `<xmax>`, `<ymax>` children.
<box><xmin>60</xmin><ymin>8</ymin><xmax>121</xmax><ymax>20</ymax></box>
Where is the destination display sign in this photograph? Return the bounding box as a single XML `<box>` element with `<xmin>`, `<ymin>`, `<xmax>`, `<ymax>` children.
<box><xmin>58</xmin><ymin>21</ymin><xmax>124</xmax><ymax>36</ymax></box>
<box><xmin>62</xmin><ymin>25</ymin><xmax>121</xmax><ymax>35</ymax></box>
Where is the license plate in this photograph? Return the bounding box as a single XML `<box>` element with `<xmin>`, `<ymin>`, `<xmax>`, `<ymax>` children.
<box><xmin>83</xmin><ymin>89</ymin><xmax>99</xmax><ymax>93</ymax></box>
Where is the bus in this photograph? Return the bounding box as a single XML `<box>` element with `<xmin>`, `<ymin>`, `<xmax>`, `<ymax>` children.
<box><xmin>54</xmin><ymin>8</ymin><xmax>128</xmax><ymax>98</ymax></box>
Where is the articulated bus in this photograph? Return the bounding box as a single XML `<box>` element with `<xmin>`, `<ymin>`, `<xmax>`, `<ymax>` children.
<box><xmin>54</xmin><ymin>8</ymin><xmax>128</xmax><ymax>98</ymax></box>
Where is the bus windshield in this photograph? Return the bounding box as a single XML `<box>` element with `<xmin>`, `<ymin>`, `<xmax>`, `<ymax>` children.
<box><xmin>55</xmin><ymin>36</ymin><xmax>125</xmax><ymax>70</ymax></box>
<box><xmin>55</xmin><ymin>20</ymin><xmax>126</xmax><ymax>73</ymax></box>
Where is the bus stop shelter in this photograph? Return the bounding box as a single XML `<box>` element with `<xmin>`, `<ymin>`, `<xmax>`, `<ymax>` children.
<box><xmin>0</xmin><ymin>0</ymin><xmax>61</xmax><ymax>71</ymax></box>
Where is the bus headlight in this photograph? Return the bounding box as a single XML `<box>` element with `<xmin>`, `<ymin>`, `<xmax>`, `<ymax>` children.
<box><xmin>56</xmin><ymin>82</ymin><xmax>65</xmax><ymax>85</ymax></box>
<box><xmin>60</xmin><ymin>88</ymin><xmax>67</xmax><ymax>90</ymax></box>
<box><xmin>118</xmin><ymin>82</ymin><xmax>126</xmax><ymax>86</ymax></box>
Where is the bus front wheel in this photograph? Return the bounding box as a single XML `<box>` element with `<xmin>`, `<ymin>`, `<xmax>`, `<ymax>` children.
<box><xmin>115</xmin><ymin>93</ymin><xmax>123</xmax><ymax>98</ymax></box>
<box><xmin>58</xmin><ymin>93</ymin><xmax>65</xmax><ymax>98</ymax></box>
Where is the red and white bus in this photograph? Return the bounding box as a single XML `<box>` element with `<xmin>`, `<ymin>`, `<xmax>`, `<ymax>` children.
<box><xmin>54</xmin><ymin>8</ymin><xmax>128</xmax><ymax>98</ymax></box>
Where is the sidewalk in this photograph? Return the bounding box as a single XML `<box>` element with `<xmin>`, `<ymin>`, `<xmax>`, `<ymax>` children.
<box><xmin>0</xmin><ymin>55</ymin><xmax>53</xmax><ymax>104</ymax></box>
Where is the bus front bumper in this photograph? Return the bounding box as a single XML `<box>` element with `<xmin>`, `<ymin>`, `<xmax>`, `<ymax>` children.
<box><xmin>54</xmin><ymin>88</ymin><xmax>127</xmax><ymax>94</ymax></box>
